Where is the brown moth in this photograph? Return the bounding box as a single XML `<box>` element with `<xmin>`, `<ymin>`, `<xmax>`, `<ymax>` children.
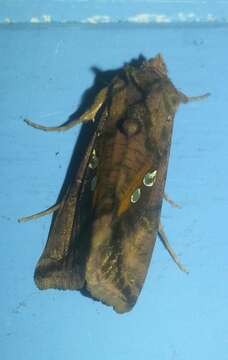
<box><xmin>19</xmin><ymin>54</ymin><xmax>209</xmax><ymax>313</ymax></box>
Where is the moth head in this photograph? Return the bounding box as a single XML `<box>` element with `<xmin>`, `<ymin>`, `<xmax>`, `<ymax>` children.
<box><xmin>145</xmin><ymin>53</ymin><xmax>168</xmax><ymax>77</ymax></box>
<box><xmin>126</xmin><ymin>54</ymin><xmax>168</xmax><ymax>92</ymax></box>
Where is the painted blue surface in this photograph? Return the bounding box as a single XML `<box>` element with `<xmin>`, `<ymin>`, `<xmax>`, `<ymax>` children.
<box><xmin>1</xmin><ymin>18</ymin><xmax>228</xmax><ymax>360</ymax></box>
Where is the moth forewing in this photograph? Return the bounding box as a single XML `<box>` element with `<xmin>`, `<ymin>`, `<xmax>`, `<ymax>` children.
<box><xmin>34</xmin><ymin>124</ymin><xmax>100</xmax><ymax>290</ymax></box>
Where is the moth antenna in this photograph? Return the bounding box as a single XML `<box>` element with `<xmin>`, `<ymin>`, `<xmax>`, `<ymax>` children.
<box><xmin>24</xmin><ymin>118</ymin><xmax>82</xmax><ymax>132</ymax></box>
<box><xmin>164</xmin><ymin>193</ymin><xmax>181</xmax><ymax>209</ymax></box>
<box><xmin>18</xmin><ymin>203</ymin><xmax>62</xmax><ymax>223</ymax></box>
<box><xmin>158</xmin><ymin>224</ymin><xmax>189</xmax><ymax>274</ymax></box>
<box><xmin>179</xmin><ymin>91</ymin><xmax>210</xmax><ymax>104</ymax></box>
<box><xmin>24</xmin><ymin>86</ymin><xmax>108</xmax><ymax>132</ymax></box>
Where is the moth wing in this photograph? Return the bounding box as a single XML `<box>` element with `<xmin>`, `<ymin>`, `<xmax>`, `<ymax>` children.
<box><xmin>34</xmin><ymin>127</ymin><xmax>98</xmax><ymax>290</ymax></box>
<box><xmin>85</xmin><ymin>155</ymin><xmax>164</xmax><ymax>313</ymax></box>
<box><xmin>84</xmin><ymin>74</ymin><xmax>178</xmax><ymax>312</ymax></box>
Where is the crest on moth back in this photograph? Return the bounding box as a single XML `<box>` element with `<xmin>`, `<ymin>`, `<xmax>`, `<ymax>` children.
<box><xmin>123</xmin><ymin>53</ymin><xmax>167</xmax><ymax>74</ymax></box>
<box><xmin>121</xmin><ymin>53</ymin><xmax>179</xmax><ymax>116</ymax></box>
<box><xmin>124</xmin><ymin>53</ymin><xmax>168</xmax><ymax>82</ymax></box>
<box><xmin>141</xmin><ymin>53</ymin><xmax>168</xmax><ymax>75</ymax></box>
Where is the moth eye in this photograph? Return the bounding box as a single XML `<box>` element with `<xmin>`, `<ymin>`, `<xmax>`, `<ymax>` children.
<box><xmin>89</xmin><ymin>149</ymin><xmax>98</xmax><ymax>169</ymax></box>
<box><xmin>131</xmin><ymin>188</ymin><xmax>141</xmax><ymax>203</ymax></box>
<box><xmin>143</xmin><ymin>170</ymin><xmax>157</xmax><ymax>187</ymax></box>
<box><xmin>91</xmin><ymin>176</ymin><xmax>97</xmax><ymax>191</ymax></box>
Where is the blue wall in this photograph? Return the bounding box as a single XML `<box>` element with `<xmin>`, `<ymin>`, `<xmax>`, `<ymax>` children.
<box><xmin>1</xmin><ymin>2</ymin><xmax>228</xmax><ymax>359</ymax></box>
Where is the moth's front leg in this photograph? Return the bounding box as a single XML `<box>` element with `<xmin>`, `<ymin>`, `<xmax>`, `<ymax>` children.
<box><xmin>179</xmin><ymin>91</ymin><xmax>210</xmax><ymax>104</ymax></box>
<box><xmin>18</xmin><ymin>202</ymin><xmax>62</xmax><ymax>223</ymax></box>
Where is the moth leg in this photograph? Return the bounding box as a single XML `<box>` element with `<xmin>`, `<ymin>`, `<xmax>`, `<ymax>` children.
<box><xmin>164</xmin><ymin>193</ymin><xmax>181</xmax><ymax>208</ymax></box>
<box><xmin>24</xmin><ymin>86</ymin><xmax>108</xmax><ymax>132</ymax></box>
<box><xmin>18</xmin><ymin>202</ymin><xmax>62</xmax><ymax>223</ymax></box>
<box><xmin>179</xmin><ymin>91</ymin><xmax>210</xmax><ymax>104</ymax></box>
<box><xmin>158</xmin><ymin>224</ymin><xmax>189</xmax><ymax>273</ymax></box>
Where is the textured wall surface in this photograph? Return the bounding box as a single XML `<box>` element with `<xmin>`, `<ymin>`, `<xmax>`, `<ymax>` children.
<box><xmin>1</xmin><ymin>2</ymin><xmax>228</xmax><ymax>359</ymax></box>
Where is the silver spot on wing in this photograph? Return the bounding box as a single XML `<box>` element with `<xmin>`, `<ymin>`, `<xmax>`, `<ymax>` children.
<box><xmin>143</xmin><ymin>170</ymin><xmax>157</xmax><ymax>187</ymax></box>
<box><xmin>130</xmin><ymin>188</ymin><xmax>141</xmax><ymax>203</ymax></box>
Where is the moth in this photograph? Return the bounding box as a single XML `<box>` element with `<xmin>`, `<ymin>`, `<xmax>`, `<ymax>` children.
<box><xmin>19</xmin><ymin>54</ymin><xmax>209</xmax><ymax>313</ymax></box>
